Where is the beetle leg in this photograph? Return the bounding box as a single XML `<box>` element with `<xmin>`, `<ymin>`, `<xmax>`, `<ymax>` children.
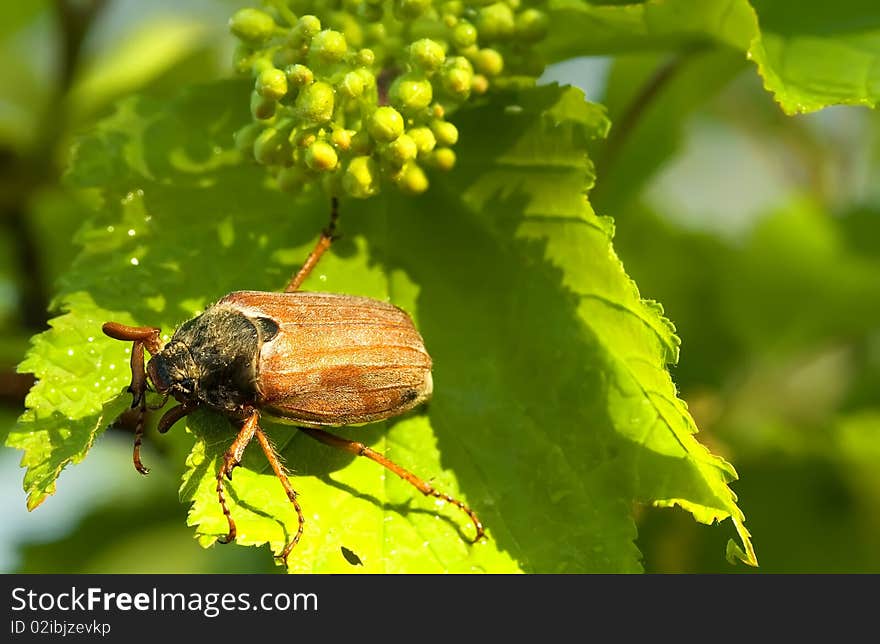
<box><xmin>297</xmin><ymin>427</ymin><xmax>486</xmax><ymax>543</ymax></box>
<box><xmin>254</xmin><ymin>426</ymin><xmax>305</xmax><ymax>565</ymax></box>
<box><xmin>102</xmin><ymin>323</ymin><xmax>163</xmax><ymax>476</ymax></box>
<box><xmin>283</xmin><ymin>195</ymin><xmax>339</xmax><ymax>293</ymax></box>
<box><xmin>216</xmin><ymin>410</ymin><xmax>260</xmax><ymax>545</ymax></box>
<box><xmin>157</xmin><ymin>401</ymin><xmax>196</xmax><ymax>434</ymax></box>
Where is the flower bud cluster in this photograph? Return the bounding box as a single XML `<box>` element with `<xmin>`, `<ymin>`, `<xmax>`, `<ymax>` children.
<box><xmin>230</xmin><ymin>0</ymin><xmax>549</xmax><ymax>198</ymax></box>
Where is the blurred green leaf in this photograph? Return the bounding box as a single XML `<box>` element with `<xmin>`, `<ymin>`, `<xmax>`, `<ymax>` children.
<box><xmin>539</xmin><ymin>0</ymin><xmax>755</xmax><ymax>61</ymax></box>
<box><xmin>593</xmin><ymin>48</ymin><xmax>747</xmax><ymax>214</ymax></box>
<box><xmin>68</xmin><ymin>17</ymin><xmax>215</xmax><ymax>124</ymax></box>
<box><xmin>8</xmin><ymin>79</ymin><xmax>753</xmax><ymax>572</ymax></box>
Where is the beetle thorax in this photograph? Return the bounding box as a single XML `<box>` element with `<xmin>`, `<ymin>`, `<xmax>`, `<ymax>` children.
<box><xmin>147</xmin><ymin>307</ymin><xmax>265</xmax><ymax>415</ymax></box>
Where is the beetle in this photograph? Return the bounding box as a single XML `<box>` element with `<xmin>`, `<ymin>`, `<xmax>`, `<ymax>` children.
<box><xmin>102</xmin><ymin>200</ymin><xmax>484</xmax><ymax>564</ymax></box>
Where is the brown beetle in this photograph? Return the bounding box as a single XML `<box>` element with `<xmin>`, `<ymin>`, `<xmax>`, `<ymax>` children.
<box><xmin>102</xmin><ymin>202</ymin><xmax>484</xmax><ymax>564</ymax></box>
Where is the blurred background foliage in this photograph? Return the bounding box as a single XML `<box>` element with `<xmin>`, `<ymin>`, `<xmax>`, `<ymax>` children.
<box><xmin>1</xmin><ymin>0</ymin><xmax>878</xmax><ymax>573</ymax></box>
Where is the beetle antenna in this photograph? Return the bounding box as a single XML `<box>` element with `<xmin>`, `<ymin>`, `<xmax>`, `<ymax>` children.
<box><xmin>283</xmin><ymin>195</ymin><xmax>340</xmax><ymax>293</ymax></box>
<box><xmin>102</xmin><ymin>322</ymin><xmax>163</xmax><ymax>475</ymax></box>
<box><xmin>254</xmin><ymin>426</ymin><xmax>305</xmax><ymax>565</ymax></box>
<box><xmin>297</xmin><ymin>427</ymin><xmax>486</xmax><ymax>543</ymax></box>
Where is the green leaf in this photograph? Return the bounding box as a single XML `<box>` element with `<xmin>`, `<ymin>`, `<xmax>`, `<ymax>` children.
<box><xmin>542</xmin><ymin>0</ymin><xmax>880</xmax><ymax>115</ymax></box>
<box><xmin>747</xmin><ymin>0</ymin><xmax>880</xmax><ymax>114</ymax></box>
<box><xmin>9</xmin><ymin>79</ymin><xmax>754</xmax><ymax>572</ymax></box>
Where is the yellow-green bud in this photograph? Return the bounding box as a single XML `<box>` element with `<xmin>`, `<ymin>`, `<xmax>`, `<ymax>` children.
<box><xmin>229</xmin><ymin>8</ymin><xmax>276</xmax><ymax>44</ymax></box>
<box><xmin>368</xmin><ymin>106</ymin><xmax>405</xmax><ymax>142</ymax></box>
<box><xmin>310</xmin><ymin>29</ymin><xmax>348</xmax><ymax>63</ymax></box>
<box><xmin>395</xmin><ymin>0</ymin><xmax>432</xmax><ymax>20</ymax></box>
<box><xmin>256</xmin><ymin>68</ymin><xmax>288</xmax><ymax>100</ymax></box>
<box><xmin>343</xmin><ymin>156</ymin><xmax>380</xmax><ymax>198</ymax></box>
<box><xmin>477</xmin><ymin>3</ymin><xmax>515</xmax><ymax>41</ymax></box>
<box><xmin>357</xmin><ymin>48</ymin><xmax>376</xmax><ymax>66</ymax></box>
<box><xmin>474</xmin><ymin>48</ymin><xmax>504</xmax><ymax>77</ymax></box>
<box><xmin>441</xmin><ymin>1</ymin><xmax>464</xmax><ymax>16</ymax></box>
<box><xmin>331</xmin><ymin>129</ymin><xmax>354</xmax><ymax>150</ymax></box>
<box><xmin>410</xmin><ymin>39</ymin><xmax>446</xmax><ymax>71</ymax></box>
<box><xmin>431</xmin><ymin>120</ymin><xmax>458</xmax><ymax>146</ymax></box>
<box><xmin>339</xmin><ymin>71</ymin><xmax>365</xmax><ymax>98</ymax></box>
<box><xmin>451</xmin><ymin>22</ymin><xmax>477</xmax><ymax>48</ymax></box>
<box><xmin>276</xmin><ymin>166</ymin><xmax>305</xmax><ymax>193</ymax></box>
<box><xmin>253</xmin><ymin>127</ymin><xmax>285</xmax><ymax>165</ymax></box>
<box><xmin>296</xmin><ymin>81</ymin><xmax>335</xmax><ymax>124</ymax></box>
<box><xmin>286</xmin><ymin>63</ymin><xmax>314</xmax><ymax>87</ymax></box>
<box><xmin>305</xmin><ymin>140</ymin><xmax>339</xmax><ymax>171</ymax></box>
<box><xmin>234</xmin><ymin>122</ymin><xmax>262</xmax><ymax>157</ymax></box>
<box><xmin>408</xmin><ymin>127</ymin><xmax>437</xmax><ymax>156</ymax></box>
<box><xmin>250</xmin><ymin>91</ymin><xmax>276</xmax><ymax>120</ymax></box>
<box><xmin>395</xmin><ymin>163</ymin><xmax>429</xmax><ymax>195</ymax></box>
<box><xmin>390</xmin><ymin>75</ymin><xmax>434</xmax><ymax>112</ymax></box>
<box><xmin>443</xmin><ymin>67</ymin><xmax>472</xmax><ymax>98</ymax></box>
<box><xmin>515</xmin><ymin>8</ymin><xmax>549</xmax><ymax>42</ymax></box>
<box><xmin>297</xmin><ymin>15</ymin><xmax>322</xmax><ymax>39</ymax></box>
<box><xmin>431</xmin><ymin>147</ymin><xmax>456</xmax><ymax>171</ymax></box>
<box><xmin>233</xmin><ymin>43</ymin><xmax>254</xmax><ymax>74</ymax></box>
<box><xmin>385</xmin><ymin>134</ymin><xmax>418</xmax><ymax>166</ymax></box>
<box><xmin>471</xmin><ymin>74</ymin><xmax>489</xmax><ymax>94</ymax></box>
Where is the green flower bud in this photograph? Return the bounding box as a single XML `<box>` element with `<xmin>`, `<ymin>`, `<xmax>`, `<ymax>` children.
<box><xmin>234</xmin><ymin>122</ymin><xmax>262</xmax><ymax>157</ymax></box>
<box><xmin>297</xmin><ymin>15</ymin><xmax>322</xmax><ymax>39</ymax></box>
<box><xmin>286</xmin><ymin>63</ymin><xmax>314</xmax><ymax>87</ymax></box>
<box><xmin>451</xmin><ymin>22</ymin><xmax>477</xmax><ymax>48</ymax></box>
<box><xmin>443</xmin><ymin>14</ymin><xmax>458</xmax><ymax>28</ymax></box>
<box><xmin>357</xmin><ymin>48</ymin><xmax>376</xmax><ymax>66</ymax></box>
<box><xmin>368</xmin><ymin>106</ymin><xmax>404</xmax><ymax>142</ymax></box>
<box><xmin>331</xmin><ymin>129</ymin><xmax>354</xmax><ymax>151</ymax></box>
<box><xmin>229</xmin><ymin>8</ymin><xmax>277</xmax><ymax>44</ymax></box>
<box><xmin>254</xmin><ymin>127</ymin><xmax>286</xmax><ymax>165</ymax></box>
<box><xmin>442</xmin><ymin>67</ymin><xmax>472</xmax><ymax>98</ymax></box>
<box><xmin>305</xmin><ymin>140</ymin><xmax>339</xmax><ymax>171</ymax></box>
<box><xmin>251</xmin><ymin>56</ymin><xmax>275</xmax><ymax>75</ymax></box>
<box><xmin>339</xmin><ymin>71</ymin><xmax>365</xmax><ymax>98</ymax></box>
<box><xmin>384</xmin><ymin>134</ymin><xmax>418</xmax><ymax>166</ymax></box>
<box><xmin>351</xmin><ymin>131</ymin><xmax>373</xmax><ymax>155</ymax></box>
<box><xmin>430</xmin><ymin>147</ymin><xmax>456</xmax><ymax>171</ymax></box>
<box><xmin>408</xmin><ymin>127</ymin><xmax>436</xmax><ymax>156</ymax></box>
<box><xmin>310</xmin><ymin>29</ymin><xmax>348</xmax><ymax>63</ymax></box>
<box><xmin>395</xmin><ymin>163</ymin><xmax>429</xmax><ymax>195</ymax></box>
<box><xmin>441</xmin><ymin>1</ymin><xmax>464</xmax><ymax>17</ymax></box>
<box><xmin>474</xmin><ymin>48</ymin><xmax>504</xmax><ymax>77</ymax></box>
<box><xmin>250</xmin><ymin>90</ymin><xmax>276</xmax><ymax>120</ymax></box>
<box><xmin>471</xmin><ymin>73</ymin><xmax>489</xmax><ymax>94</ymax></box>
<box><xmin>390</xmin><ymin>75</ymin><xmax>434</xmax><ymax>112</ymax></box>
<box><xmin>395</xmin><ymin>0</ymin><xmax>432</xmax><ymax>20</ymax></box>
<box><xmin>344</xmin><ymin>156</ymin><xmax>380</xmax><ymax>198</ymax></box>
<box><xmin>296</xmin><ymin>81</ymin><xmax>335</xmax><ymax>124</ymax></box>
<box><xmin>431</xmin><ymin>120</ymin><xmax>459</xmax><ymax>146</ymax></box>
<box><xmin>256</xmin><ymin>68</ymin><xmax>288</xmax><ymax>100</ymax></box>
<box><xmin>505</xmin><ymin>0</ymin><xmax>521</xmax><ymax>9</ymax></box>
<box><xmin>477</xmin><ymin>3</ymin><xmax>515</xmax><ymax>41</ymax></box>
<box><xmin>276</xmin><ymin>166</ymin><xmax>306</xmax><ymax>193</ymax></box>
<box><xmin>515</xmin><ymin>8</ymin><xmax>549</xmax><ymax>42</ymax></box>
<box><xmin>361</xmin><ymin>3</ymin><xmax>384</xmax><ymax>22</ymax></box>
<box><xmin>233</xmin><ymin>43</ymin><xmax>254</xmax><ymax>74</ymax></box>
<box><xmin>410</xmin><ymin>38</ymin><xmax>446</xmax><ymax>71</ymax></box>
<box><xmin>355</xmin><ymin>68</ymin><xmax>377</xmax><ymax>92</ymax></box>
<box><xmin>272</xmin><ymin>48</ymin><xmax>299</xmax><ymax>68</ymax></box>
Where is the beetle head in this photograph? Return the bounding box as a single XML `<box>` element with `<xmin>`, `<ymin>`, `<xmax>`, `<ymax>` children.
<box><xmin>147</xmin><ymin>341</ymin><xmax>200</xmax><ymax>403</ymax></box>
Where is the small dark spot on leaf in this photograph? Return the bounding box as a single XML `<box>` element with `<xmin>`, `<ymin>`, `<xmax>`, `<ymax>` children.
<box><xmin>341</xmin><ymin>546</ymin><xmax>363</xmax><ymax>566</ymax></box>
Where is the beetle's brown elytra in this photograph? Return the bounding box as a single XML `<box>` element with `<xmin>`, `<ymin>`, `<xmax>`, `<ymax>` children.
<box><xmin>102</xmin><ymin>199</ymin><xmax>485</xmax><ymax>565</ymax></box>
